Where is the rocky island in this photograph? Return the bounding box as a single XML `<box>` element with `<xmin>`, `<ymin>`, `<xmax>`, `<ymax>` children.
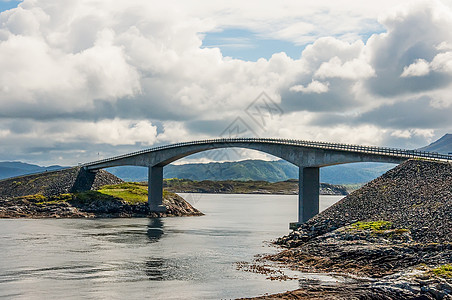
<box><xmin>242</xmin><ymin>159</ymin><xmax>452</xmax><ymax>299</ymax></box>
<box><xmin>163</xmin><ymin>178</ymin><xmax>349</xmax><ymax>195</ymax></box>
<box><xmin>0</xmin><ymin>167</ymin><xmax>202</xmax><ymax>218</ymax></box>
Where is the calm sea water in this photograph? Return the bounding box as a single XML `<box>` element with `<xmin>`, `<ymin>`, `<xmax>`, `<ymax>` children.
<box><xmin>0</xmin><ymin>194</ymin><xmax>342</xmax><ymax>299</ymax></box>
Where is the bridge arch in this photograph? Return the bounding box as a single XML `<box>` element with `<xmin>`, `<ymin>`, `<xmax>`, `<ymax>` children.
<box><xmin>83</xmin><ymin>138</ymin><xmax>450</xmax><ymax>225</ymax></box>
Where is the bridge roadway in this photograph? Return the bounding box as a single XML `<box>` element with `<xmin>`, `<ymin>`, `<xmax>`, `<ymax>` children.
<box><xmin>82</xmin><ymin>138</ymin><xmax>452</xmax><ymax>226</ymax></box>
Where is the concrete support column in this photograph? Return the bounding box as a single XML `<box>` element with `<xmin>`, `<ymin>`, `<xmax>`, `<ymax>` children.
<box><xmin>148</xmin><ymin>166</ymin><xmax>166</xmax><ymax>212</ymax></box>
<box><xmin>290</xmin><ymin>167</ymin><xmax>320</xmax><ymax>229</ymax></box>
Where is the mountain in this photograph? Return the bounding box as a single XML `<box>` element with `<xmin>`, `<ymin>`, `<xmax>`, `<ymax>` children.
<box><xmin>418</xmin><ymin>134</ymin><xmax>452</xmax><ymax>154</ymax></box>
<box><xmin>106</xmin><ymin>160</ymin><xmax>396</xmax><ymax>185</ymax></box>
<box><xmin>0</xmin><ymin>162</ymin><xmax>63</xmax><ymax>180</ymax></box>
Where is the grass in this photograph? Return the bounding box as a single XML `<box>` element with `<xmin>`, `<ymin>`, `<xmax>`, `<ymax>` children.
<box><xmin>18</xmin><ymin>193</ymin><xmax>73</xmax><ymax>205</ymax></box>
<box><xmin>430</xmin><ymin>264</ymin><xmax>452</xmax><ymax>278</ymax></box>
<box><xmin>351</xmin><ymin>221</ymin><xmax>393</xmax><ymax>232</ymax></box>
<box><xmin>96</xmin><ymin>182</ymin><xmax>148</xmax><ymax>204</ymax></box>
<box><xmin>15</xmin><ymin>183</ymin><xmax>169</xmax><ymax>206</ymax></box>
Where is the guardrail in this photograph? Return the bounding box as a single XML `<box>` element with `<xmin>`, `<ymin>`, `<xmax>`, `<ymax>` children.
<box><xmin>81</xmin><ymin>138</ymin><xmax>452</xmax><ymax>167</ymax></box>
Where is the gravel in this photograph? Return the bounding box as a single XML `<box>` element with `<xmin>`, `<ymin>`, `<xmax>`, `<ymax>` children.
<box><xmin>278</xmin><ymin>159</ymin><xmax>452</xmax><ymax>247</ymax></box>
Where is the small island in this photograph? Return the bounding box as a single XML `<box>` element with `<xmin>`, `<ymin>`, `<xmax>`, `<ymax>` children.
<box><xmin>163</xmin><ymin>178</ymin><xmax>348</xmax><ymax>195</ymax></box>
<box><xmin>0</xmin><ymin>167</ymin><xmax>202</xmax><ymax>218</ymax></box>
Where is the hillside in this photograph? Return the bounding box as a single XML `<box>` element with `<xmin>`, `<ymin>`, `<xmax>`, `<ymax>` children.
<box><xmin>107</xmin><ymin>160</ymin><xmax>394</xmax><ymax>184</ymax></box>
<box><xmin>419</xmin><ymin>133</ymin><xmax>452</xmax><ymax>154</ymax></box>
<box><xmin>279</xmin><ymin>159</ymin><xmax>452</xmax><ymax>245</ymax></box>
<box><xmin>0</xmin><ymin>167</ymin><xmax>121</xmax><ymax>198</ymax></box>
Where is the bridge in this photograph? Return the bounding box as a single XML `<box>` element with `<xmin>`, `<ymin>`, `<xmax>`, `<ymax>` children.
<box><xmin>82</xmin><ymin>138</ymin><xmax>452</xmax><ymax>226</ymax></box>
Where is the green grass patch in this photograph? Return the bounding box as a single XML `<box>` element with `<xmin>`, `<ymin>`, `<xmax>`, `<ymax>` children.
<box><xmin>96</xmin><ymin>182</ymin><xmax>148</xmax><ymax>204</ymax></box>
<box><xmin>19</xmin><ymin>193</ymin><xmax>73</xmax><ymax>205</ymax></box>
<box><xmin>430</xmin><ymin>264</ymin><xmax>452</xmax><ymax>278</ymax></box>
<box><xmin>14</xmin><ymin>183</ymin><xmax>168</xmax><ymax>206</ymax></box>
<box><xmin>351</xmin><ymin>221</ymin><xmax>393</xmax><ymax>232</ymax></box>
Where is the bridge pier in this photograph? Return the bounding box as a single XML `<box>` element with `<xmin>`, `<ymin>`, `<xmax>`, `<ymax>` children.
<box><xmin>290</xmin><ymin>166</ymin><xmax>319</xmax><ymax>229</ymax></box>
<box><xmin>148</xmin><ymin>166</ymin><xmax>166</xmax><ymax>212</ymax></box>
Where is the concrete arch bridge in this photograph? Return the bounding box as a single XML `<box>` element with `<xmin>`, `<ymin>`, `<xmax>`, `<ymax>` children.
<box><xmin>82</xmin><ymin>138</ymin><xmax>452</xmax><ymax>225</ymax></box>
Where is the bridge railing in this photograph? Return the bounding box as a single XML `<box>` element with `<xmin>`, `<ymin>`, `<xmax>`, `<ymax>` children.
<box><xmin>81</xmin><ymin>138</ymin><xmax>452</xmax><ymax>167</ymax></box>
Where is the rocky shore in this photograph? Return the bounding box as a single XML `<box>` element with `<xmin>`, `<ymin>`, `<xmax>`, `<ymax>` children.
<box><xmin>0</xmin><ymin>168</ymin><xmax>202</xmax><ymax>218</ymax></box>
<box><xmin>0</xmin><ymin>190</ymin><xmax>202</xmax><ymax>218</ymax></box>
<box><xmin>244</xmin><ymin>160</ymin><xmax>452</xmax><ymax>299</ymax></box>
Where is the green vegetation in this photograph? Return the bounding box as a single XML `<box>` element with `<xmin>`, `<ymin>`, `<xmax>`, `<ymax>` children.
<box><xmin>10</xmin><ymin>183</ymin><xmax>156</xmax><ymax>206</ymax></box>
<box><xmin>430</xmin><ymin>264</ymin><xmax>452</xmax><ymax>278</ymax></box>
<box><xmin>88</xmin><ymin>182</ymin><xmax>149</xmax><ymax>204</ymax></box>
<box><xmin>351</xmin><ymin>221</ymin><xmax>393</xmax><ymax>232</ymax></box>
<box><xmin>16</xmin><ymin>193</ymin><xmax>73</xmax><ymax>205</ymax></box>
<box><xmin>350</xmin><ymin>221</ymin><xmax>411</xmax><ymax>239</ymax></box>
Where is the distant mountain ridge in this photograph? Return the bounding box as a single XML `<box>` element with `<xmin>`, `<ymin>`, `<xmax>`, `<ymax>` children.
<box><xmin>0</xmin><ymin>162</ymin><xmax>63</xmax><ymax>180</ymax></box>
<box><xmin>418</xmin><ymin>134</ymin><xmax>452</xmax><ymax>154</ymax></box>
<box><xmin>107</xmin><ymin>160</ymin><xmax>395</xmax><ymax>185</ymax></box>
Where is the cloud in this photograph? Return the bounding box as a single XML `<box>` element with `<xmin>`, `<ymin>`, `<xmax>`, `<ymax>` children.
<box><xmin>401</xmin><ymin>59</ymin><xmax>430</xmax><ymax>77</ymax></box>
<box><xmin>290</xmin><ymin>80</ymin><xmax>329</xmax><ymax>94</ymax></box>
<box><xmin>315</xmin><ymin>57</ymin><xmax>375</xmax><ymax>80</ymax></box>
<box><xmin>365</xmin><ymin>0</ymin><xmax>452</xmax><ymax>97</ymax></box>
<box><xmin>0</xmin><ymin>0</ymin><xmax>452</xmax><ymax>165</ymax></box>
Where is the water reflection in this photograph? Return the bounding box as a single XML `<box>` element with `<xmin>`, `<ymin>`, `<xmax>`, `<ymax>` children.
<box><xmin>145</xmin><ymin>219</ymin><xmax>167</xmax><ymax>280</ymax></box>
<box><xmin>146</xmin><ymin>218</ymin><xmax>164</xmax><ymax>243</ymax></box>
<box><xmin>145</xmin><ymin>258</ymin><xmax>166</xmax><ymax>281</ymax></box>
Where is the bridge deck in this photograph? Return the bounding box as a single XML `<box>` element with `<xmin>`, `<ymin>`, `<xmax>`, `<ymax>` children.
<box><xmin>82</xmin><ymin>138</ymin><xmax>452</xmax><ymax>168</ymax></box>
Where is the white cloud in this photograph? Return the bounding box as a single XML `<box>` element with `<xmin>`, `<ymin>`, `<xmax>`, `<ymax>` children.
<box><xmin>401</xmin><ymin>59</ymin><xmax>430</xmax><ymax>77</ymax></box>
<box><xmin>431</xmin><ymin>51</ymin><xmax>452</xmax><ymax>73</ymax></box>
<box><xmin>390</xmin><ymin>128</ymin><xmax>435</xmax><ymax>139</ymax></box>
<box><xmin>315</xmin><ymin>57</ymin><xmax>375</xmax><ymax>80</ymax></box>
<box><xmin>74</xmin><ymin>119</ymin><xmax>158</xmax><ymax>146</ymax></box>
<box><xmin>290</xmin><ymin>80</ymin><xmax>329</xmax><ymax>94</ymax></box>
<box><xmin>0</xmin><ymin>0</ymin><xmax>452</xmax><ymax>165</ymax></box>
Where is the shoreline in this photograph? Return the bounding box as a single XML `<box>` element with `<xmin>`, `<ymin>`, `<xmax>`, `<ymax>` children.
<box><xmin>240</xmin><ymin>160</ymin><xmax>452</xmax><ymax>299</ymax></box>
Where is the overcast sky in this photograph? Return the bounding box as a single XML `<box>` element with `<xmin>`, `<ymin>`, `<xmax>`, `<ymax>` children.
<box><xmin>1</xmin><ymin>0</ymin><xmax>452</xmax><ymax>166</ymax></box>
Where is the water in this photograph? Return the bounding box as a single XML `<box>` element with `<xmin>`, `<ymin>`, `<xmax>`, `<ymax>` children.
<box><xmin>0</xmin><ymin>194</ymin><xmax>343</xmax><ymax>299</ymax></box>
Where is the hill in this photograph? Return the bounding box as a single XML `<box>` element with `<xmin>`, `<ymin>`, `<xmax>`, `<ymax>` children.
<box><xmin>0</xmin><ymin>168</ymin><xmax>201</xmax><ymax>218</ymax></box>
<box><xmin>107</xmin><ymin>160</ymin><xmax>395</xmax><ymax>185</ymax></box>
<box><xmin>279</xmin><ymin>159</ymin><xmax>452</xmax><ymax>245</ymax></box>
<box><xmin>0</xmin><ymin>167</ymin><xmax>122</xmax><ymax>198</ymax></box>
<box><xmin>418</xmin><ymin>133</ymin><xmax>452</xmax><ymax>154</ymax></box>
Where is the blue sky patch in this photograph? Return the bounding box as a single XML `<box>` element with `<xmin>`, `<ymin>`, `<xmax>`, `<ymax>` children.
<box><xmin>201</xmin><ymin>28</ymin><xmax>306</xmax><ymax>61</ymax></box>
<box><xmin>0</xmin><ymin>0</ymin><xmax>21</xmax><ymax>12</ymax></box>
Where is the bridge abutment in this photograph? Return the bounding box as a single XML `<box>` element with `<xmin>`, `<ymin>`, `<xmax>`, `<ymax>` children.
<box><xmin>290</xmin><ymin>166</ymin><xmax>319</xmax><ymax>229</ymax></box>
<box><xmin>148</xmin><ymin>166</ymin><xmax>166</xmax><ymax>212</ymax></box>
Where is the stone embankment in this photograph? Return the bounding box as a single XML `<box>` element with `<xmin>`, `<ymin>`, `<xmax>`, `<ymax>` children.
<box><xmin>0</xmin><ymin>167</ymin><xmax>122</xmax><ymax>198</ymax></box>
<box><xmin>248</xmin><ymin>159</ymin><xmax>452</xmax><ymax>300</ymax></box>
<box><xmin>0</xmin><ymin>168</ymin><xmax>202</xmax><ymax>218</ymax></box>
<box><xmin>279</xmin><ymin>159</ymin><xmax>452</xmax><ymax>246</ymax></box>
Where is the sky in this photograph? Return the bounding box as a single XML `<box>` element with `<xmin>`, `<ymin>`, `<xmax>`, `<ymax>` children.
<box><xmin>0</xmin><ymin>0</ymin><xmax>452</xmax><ymax>166</ymax></box>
